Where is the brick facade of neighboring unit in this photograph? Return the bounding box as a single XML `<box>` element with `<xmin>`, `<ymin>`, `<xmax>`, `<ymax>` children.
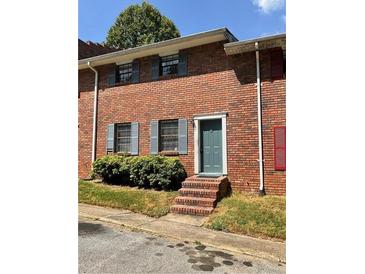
<box><xmin>78</xmin><ymin>39</ymin><xmax>116</xmax><ymax>60</ymax></box>
<box><xmin>78</xmin><ymin>39</ymin><xmax>286</xmax><ymax>195</ymax></box>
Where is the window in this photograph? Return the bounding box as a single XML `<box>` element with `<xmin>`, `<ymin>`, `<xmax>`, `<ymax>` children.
<box><xmin>116</xmin><ymin>123</ymin><xmax>131</xmax><ymax>153</ymax></box>
<box><xmin>159</xmin><ymin>120</ymin><xmax>178</xmax><ymax>151</ymax></box>
<box><xmin>160</xmin><ymin>54</ymin><xmax>179</xmax><ymax>76</ymax></box>
<box><xmin>274</xmin><ymin>126</ymin><xmax>286</xmax><ymax>171</ymax></box>
<box><xmin>117</xmin><ymin>63</ymin><xmax>132</xmax><ymax>84</ymax></box>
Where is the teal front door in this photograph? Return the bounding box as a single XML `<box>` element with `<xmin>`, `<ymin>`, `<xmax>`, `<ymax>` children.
<box><xmin>200</xmin><ymin>119</ymin><xmax>222</xmax><ymax>174</ymax></box>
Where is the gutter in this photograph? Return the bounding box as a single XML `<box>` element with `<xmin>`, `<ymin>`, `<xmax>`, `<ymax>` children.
<box><xmin>255</xmin><ymin>42</ymin><xmax>265</xmax><ymax>195</ymax></box>
<box><xmin>87</xmin><ymin>62</ymin><xmax>98</xmax><ymax>162</ymax></box>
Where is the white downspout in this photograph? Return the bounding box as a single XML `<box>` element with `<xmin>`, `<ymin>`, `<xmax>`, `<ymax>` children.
<box><xmin>88</xmin><ymin>61</ymin><xmax>98</xmax><ymax>162</ymax></box>
<box><xmin>255</xmin><ymin>42</ymin><xmax>265</xmax><ymax>195</ymax></box>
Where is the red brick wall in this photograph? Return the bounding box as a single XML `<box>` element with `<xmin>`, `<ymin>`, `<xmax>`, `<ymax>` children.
<box><xmin>78</xmin><ymin>41</ymin><xmax>286</xmax><ymax>195</ymax></box>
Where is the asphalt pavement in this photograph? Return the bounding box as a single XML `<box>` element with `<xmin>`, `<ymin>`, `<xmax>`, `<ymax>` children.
<box><xmin>79</xmin><ymin>218</ymin><xmax>285</xmax><ymax>273</ymax></box>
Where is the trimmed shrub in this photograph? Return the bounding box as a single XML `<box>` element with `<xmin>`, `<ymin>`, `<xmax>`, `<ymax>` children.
<box><xmin>92</xmin><ymin>155</ymin><xmax>131</xmax><ymax>184</ymax></box>
<box><xmin>147</xmin><ymin>157</ymin><xmax>186</xmax><ymax>190</ymax></box>
<box><xmin>92</xmin><ymin>155</ymin><xmax>186</xmax><ymax>190</ymax></box>
<box><xmin>129</xmin><ymin>156</ymin><xmax>154</xmax><ymax>188</ymax></box>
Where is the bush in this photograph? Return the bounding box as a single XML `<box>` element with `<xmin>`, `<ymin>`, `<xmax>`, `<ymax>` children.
<box><xmin>92</xmin><ymin>155</ymin><xmax>186</xmax><ymax>190</ymax></box>
<box><xmin>92</xmin><ymin>155</ymin><xmax>131</xmax><ymax>184</ymax></box>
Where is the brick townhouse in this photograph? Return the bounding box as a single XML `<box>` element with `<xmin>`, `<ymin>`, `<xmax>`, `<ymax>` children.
<box><xmin>78</xmin><ymin>28</ymin><xmax>286</xmax><ymax>213</ymax></box>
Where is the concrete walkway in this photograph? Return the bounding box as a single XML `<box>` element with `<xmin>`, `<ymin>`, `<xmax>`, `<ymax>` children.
<box><xmin>79</xmin><ymin>203</ymin><xmax>286</xmax><ymax>263</ymax></box>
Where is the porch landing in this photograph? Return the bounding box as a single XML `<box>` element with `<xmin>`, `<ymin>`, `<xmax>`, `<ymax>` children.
<box><xmin>170</xmin><ymin>175</ymin><xmax>229</xmax><ymax>216</ymax></box>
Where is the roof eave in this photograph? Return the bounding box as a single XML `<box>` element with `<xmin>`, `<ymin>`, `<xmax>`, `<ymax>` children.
<box><xmin>224</xmin><ymin>33</ymin><xmax>286</xmax><ymax>55</ymax></box>
<box><xmin>79</xmin><ymin>28</ymin><xmax>237</xmax><ymax>70</ymax></box>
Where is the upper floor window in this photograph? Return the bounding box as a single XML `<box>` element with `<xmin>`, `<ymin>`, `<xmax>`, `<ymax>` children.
<box><xmin>116</xmin><ymin>123</ymin><xmax>131</xmax><ymax>153</ymax></box>
<box><xmin>159</xmin><ymin>120</ymin><xmax>178</xmax><ymax>151</ymax></box>
<box><xmin>160</xmin><ymin>54</ymin><xmax>179</xmax><ymax>76</ymax></box>
<box><xmin>117</xmin><ymin>63</ymin><xmax>132</xmax><ymax>84</ymax></box>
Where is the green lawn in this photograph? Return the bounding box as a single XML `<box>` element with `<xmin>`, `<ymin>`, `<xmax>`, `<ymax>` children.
<box><xmin>205</xmin><ymin>192</ymin><xmax>286</xmax><ymax>240</ymax></box>
<box><xmin>79</xmin><ymin>180</ymin><xmax>178</xmax><ymax>217</ymax></box>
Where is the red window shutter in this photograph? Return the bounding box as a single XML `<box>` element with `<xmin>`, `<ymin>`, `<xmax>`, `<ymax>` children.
<box><xmin>270</xmin><ymin>48</ymin><xmax>283</xmax><ymax>80</ymax></box>
<box><xmin>274</xmin><ymin>126</ymin><xmax>286</xmax><ymax>171</ymax></box>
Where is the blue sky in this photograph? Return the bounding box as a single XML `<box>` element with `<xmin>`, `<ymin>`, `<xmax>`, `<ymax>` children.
<box><xmin>79</xmin><ymin>0</ymin><xmax>286</xmax><ymax>42</ymax></box>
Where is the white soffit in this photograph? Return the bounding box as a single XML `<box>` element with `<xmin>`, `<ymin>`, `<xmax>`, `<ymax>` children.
<box><xmin>159</xmin><ymin>50</ymin><xmax>179</xmax><ymax>57</ymax></box>
<box><xmin>116</xmin><ymin>60</ymin><xmax>133</xmax><ymax>65</ymax></box>
<box><xmin>224</xmin><ymin>33</ymin><xmax>286</xmax><ymax>55</ymax></box>
<box><xmin>79</xmin><ymin>28</ymin><xmax>235</xmax><ymax>70</ymax></box>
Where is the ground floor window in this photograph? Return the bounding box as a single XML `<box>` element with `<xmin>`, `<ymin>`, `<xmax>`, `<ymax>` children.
<box><xmin>159</xmin><ymin>120</ymin><xmax>178</xmax><ymax>151</ymax></box>
<box><xmin>116</xmin><ymin>123</ymin><xmax>131</xmax><ymax>153</ymax></box>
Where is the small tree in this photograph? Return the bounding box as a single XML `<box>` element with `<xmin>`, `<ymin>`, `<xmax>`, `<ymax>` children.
<box><xmin>105</xmin><ymin>2</ymin><xmax>180</xmax><ymax>49</ymax></box>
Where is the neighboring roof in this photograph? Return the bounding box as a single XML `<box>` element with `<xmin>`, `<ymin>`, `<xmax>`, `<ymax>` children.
<box><xmin>78</xmin><ymin>28</ymin><xmax>238</xmax><ymax>70</ymax></box>
<box><xmin>224</xmin><ymin>33</ymin><xmax>286</xmax><ymax>55</ymax></box>
<box><xmin>78</xmin><ymin>39</ymin><xmax>116</xmax><ymax>60</ymax></box>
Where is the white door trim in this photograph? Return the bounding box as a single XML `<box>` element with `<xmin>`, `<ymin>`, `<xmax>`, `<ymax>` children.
<box><xmin>193</xmin><ymin>112</ymin><xmax>228</xmax><ymax>175</ymax></box>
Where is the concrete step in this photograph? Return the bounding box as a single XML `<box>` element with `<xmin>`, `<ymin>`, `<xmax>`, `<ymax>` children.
<box><xmin>178</xmin><ymin>188</ymin><xmax>218</xmax><ymax>199</ymax></box>
<box><xmin>174</xmin><ymin>196</ymin><xmax>217</xmax><ymax>207</ymax></box>
<box><xmin>170</xmin><ymin>205</ymin><xmax>214</xmax><ymax>216</ymax></box>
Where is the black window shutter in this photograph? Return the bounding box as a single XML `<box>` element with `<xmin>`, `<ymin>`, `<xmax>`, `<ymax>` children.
<box><xmin>131</xmin><ymin>60</ymin><xmax>140</xmax><ymax>83</ymax></box>
<box><xmin>178</xmin><ymin>52</ymin><xmax>188</xmax><ymax>76</ymax></box>
<box><xmin>151</xmin><ymin>56</ymin><xmax>160</xmax><ymax>80</ymax></box>
<box><xmin>107</xmin><ymin>67</ymin><xmax>116</xmax><ymax>87</ymax></box>
<box><xmin>270</xmin><ymin>48</ymin><xmax>283</xmax><ymax>80</ymax></box>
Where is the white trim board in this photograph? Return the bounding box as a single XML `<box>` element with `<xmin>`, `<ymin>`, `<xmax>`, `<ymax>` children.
<box><xmin>193</xmin><ymin>112</ymin><xmax>228</xmax><ymax>175</ymax></box>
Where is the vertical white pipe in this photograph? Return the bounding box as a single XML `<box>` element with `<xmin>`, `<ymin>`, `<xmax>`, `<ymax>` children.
<box><xmin>255</xmin><ymin>42</ymin><xmax>265</xmax><ymax>195</ymax></box>
<box><xmin>87</xmin><ymin>62</ymin><xmax>98</xmax><ymax>162</ymax></box>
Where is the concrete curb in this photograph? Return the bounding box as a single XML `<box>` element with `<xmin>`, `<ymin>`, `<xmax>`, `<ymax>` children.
<box><xmin>79</xmin><ymin>204</ymin><xmax>286</xmax><ymax>263</ymax></box>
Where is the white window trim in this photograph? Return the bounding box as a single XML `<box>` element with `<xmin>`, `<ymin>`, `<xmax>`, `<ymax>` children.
<box><xmin>193</xmin><ymin>112</ymin><xmax>228</xmax><ymax>175</ymax></box>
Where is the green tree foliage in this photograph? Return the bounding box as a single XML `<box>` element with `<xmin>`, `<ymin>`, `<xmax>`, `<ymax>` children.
<box><xmin>105</xmin><ymin>2</ymin><xmax>180</xmax><ymax>49</ymax></box>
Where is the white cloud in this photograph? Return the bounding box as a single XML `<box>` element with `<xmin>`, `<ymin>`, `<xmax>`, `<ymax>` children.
<box><xmin>252</xmin><ymin>0</ymin><xmax>285</xmax><ymax>14</ymax></box>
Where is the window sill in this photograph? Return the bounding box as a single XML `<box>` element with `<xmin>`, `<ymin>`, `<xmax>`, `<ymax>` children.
<box><xmin>107</xmin><ymin>152</ymin><xmax>132</xmax><ymax>156</ymax></box>
<box><xmin>113</xmin><ymin>81</ymin><xmax>133</xmax><ymax>87</ymax></box>
<box><xmin>155</xmin><ymin>73</ymin><xmax>187</xmax><ymax>81</ymax></box>
<box><xmin>159</xmin><ymin>151</ymin><xmax>179</xmax><ymax>156</ymax></box>
<box><xmin>108</xmin><ymin>80</ymin><xmax>140</xmax><ymax>88</ymax></box>
<box><xmin>116</xmin><ymin>152</ymin><xmax>131</xmax><ymax>156</ymax></box>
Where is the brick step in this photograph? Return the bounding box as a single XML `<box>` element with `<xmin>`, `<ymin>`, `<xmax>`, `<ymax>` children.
<box><xmin>174</xmin><ymin>196</ymin><xmax>217</xmax><ymax>207</ymax></box>
<box><xmin>170</xmin><ymin>205</ymin><xmax>214</xmax><ymax>216</ymax></box>
<box><xmin>185</xmin><ymin>176</ymin><xmax>224</xmax><ymax>183</ymax></box>
<box><xmin>182</xmin><ymin>180</ymin><xmax>221</xmax><ymax>190</ymax></box>
<box><xmin>178</xmin><ymin>188</ymin><xmax>219</xmax><ymax>199</ymax></box>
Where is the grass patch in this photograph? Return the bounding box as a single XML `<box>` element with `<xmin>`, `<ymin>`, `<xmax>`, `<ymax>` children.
<box><xmin>79</xmin><ymin>180</ymin><xmax>178</xmax><ymax>217</ymax></box>
<box><xmin>205</xmin><ymin>192</ymin><xmax>286</xmax><ymax>240</ymax></box>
